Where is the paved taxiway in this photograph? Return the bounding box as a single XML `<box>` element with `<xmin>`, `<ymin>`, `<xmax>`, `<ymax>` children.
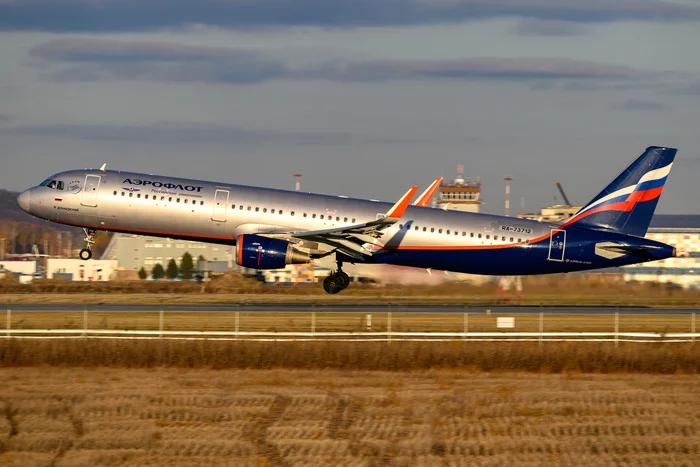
<box><xmin>1</xmin><ymin>303</ymin><xmax>696</xmax><ymax>315</ymax></box>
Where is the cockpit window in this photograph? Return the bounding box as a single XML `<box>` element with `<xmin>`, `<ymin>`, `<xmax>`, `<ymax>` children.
<box><xmin>40</xmin><ymin>179</ymin><xmax>52</xmax><ymax>187</ymax></box>
<box><xmin>47</xmin><ymin>180</ymin><xmax>57</xmax><ymax>189</ymax></box>
<box><xmin>57</xmin><ymin>181</ymin><xmax>64</xmax><ymax>190</ymax></box>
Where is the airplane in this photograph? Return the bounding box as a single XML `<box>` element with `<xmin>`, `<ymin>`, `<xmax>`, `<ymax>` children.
<box><xmin>17</xmin><ymin>146</ymin><xmax>677</xmax><ymax>294</ymax></box>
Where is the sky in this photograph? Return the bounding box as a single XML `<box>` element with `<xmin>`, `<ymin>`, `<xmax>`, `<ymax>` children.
<box><xmin>1</xmin><ymin>0</ymin><xmax>700</xmax><ymax>215</ymax></box>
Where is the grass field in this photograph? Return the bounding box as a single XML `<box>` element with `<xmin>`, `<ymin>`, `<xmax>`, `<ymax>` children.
<box><xmin>3</xmin><ymin>310</ymin><xmax>697</xmax><ymax>335</ymax></box>
<box><xmin>3</xmin><ymin>271</ymin><xmax>700</xmax><ymax>307</ymax></box>
<box><xmin>0</xmin><ymin>368</ymin><xmax>698</xmax><ymax>466</ymax></box>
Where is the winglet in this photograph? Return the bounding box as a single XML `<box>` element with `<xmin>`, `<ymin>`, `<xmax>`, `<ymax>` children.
<box><xmin>413</xmin><ymin>177</ymin><xmax>443</xmax><ymax>207</ymax></box>
<box><xmin>385</xmin><ymin>186</ymin><xmax>418</xmax><ymax>219</ymax></box>
<box><xmin>99</xmin><ymin>163</ymin><xmax>107</xmax><ymax>171</ymax></box>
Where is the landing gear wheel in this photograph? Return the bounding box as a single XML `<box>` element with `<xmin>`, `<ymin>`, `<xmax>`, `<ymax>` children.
<box><xmin>336</xmin><ymin>271</ymin><xmax>350</xmax><ymax>289</ymax></box>
<box><xmin>79</xmin><ymin>248</ymin><xmax>92</xmax><ymax>261</ymax></box>
<box><xmin>323</xmin><ymin>275</ymin><xmax>343</xmax><ymax>294</ymax></box>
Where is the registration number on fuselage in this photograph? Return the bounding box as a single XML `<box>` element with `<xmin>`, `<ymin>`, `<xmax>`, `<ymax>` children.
<box><xmin>501</xmin><ymin>225</ymin><xmax>532</xmax><ymax>234</ymax></box>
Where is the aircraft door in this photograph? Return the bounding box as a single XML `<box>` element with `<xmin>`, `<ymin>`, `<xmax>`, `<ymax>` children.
<box><xmin>81</xmin><ymin>175</ymin><xmax>101</xmax><ymax>207</ymax></box>
<box><xmin>212</xmin><ymin>189</ymin><xmax>229</xmax><ymax>222</ymax></box>
<box><xmin>547</xmin><ymin>229</ymin><xmax>566</xmax><ymax>262</ymax></box>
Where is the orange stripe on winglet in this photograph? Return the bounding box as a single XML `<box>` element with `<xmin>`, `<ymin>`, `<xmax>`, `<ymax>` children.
<box><xmin>414</xmin><ymin>177</ymin><xmax>443</xmax><ymax>207</ymax></box>
<box><xmin>386</xmin><ymin>186</ymin><xmax>418</xmax><ymax>219</ymax></box>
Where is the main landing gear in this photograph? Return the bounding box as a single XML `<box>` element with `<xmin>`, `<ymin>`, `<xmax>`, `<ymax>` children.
<box><xmin>323</xmin><ymin>259</ymin><xmax>350</xmax><ymax>294</ymax></box>
<box><xmin>79</xmin><ymin>228</ymin><xmax>97</xmax><ymax>261</ymax></box>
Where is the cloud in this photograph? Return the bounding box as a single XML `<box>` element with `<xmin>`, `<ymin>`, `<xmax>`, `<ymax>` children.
<box><xmin>610</xmin><ymin>99</ymin><xmax>671</xmax><ymax>112</ymax></box>
<box><xmin>1</xmin><ymin>0</ymin><xmax>699</xmax><ymax>32</ymax></box>
<box><xmin>31</xmin><ymin>39</ymin><xmax>644</xmax><ymax>85</ymax></box>
<box><xmin>31</xmin><ymin>39</ymin><xmax>289</xmax><ymax>84</ymax></box>
<box><xmin>512</xmin><ymin>19</ymin><xmax>588</xmax><ymax>36</ymax></box>
<box><xmin>667</xmin><ymin>82</ymin><xmax>700</xmax><ymax>95</ymax></box>
<box><xmin>0</xmin><ymin>122</ymin><xmax>426</xmax><ymax>146</ymax></box>
<box><xmin>307</xmin><ymin>57</ymin><xmax>638</xmax><ymax>82</ymax></box>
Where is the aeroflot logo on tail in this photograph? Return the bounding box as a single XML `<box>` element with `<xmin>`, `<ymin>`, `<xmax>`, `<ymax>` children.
<box><xmin>123</xmin><ymin>178</ymin><xmax>204</xmax><ymax>192</ymax></box>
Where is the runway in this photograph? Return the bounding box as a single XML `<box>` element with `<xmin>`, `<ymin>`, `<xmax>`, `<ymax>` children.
<box><xmin>1</xmin><ymin>303</ymin><xmax>696</xmax><ymax>315</ymax></box>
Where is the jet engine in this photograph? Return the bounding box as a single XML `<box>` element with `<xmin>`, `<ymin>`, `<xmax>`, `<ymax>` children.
<box><xmin>235</xmin><ymin>234</ymin><xmax>310</xmax><ymax>269</ymax></box>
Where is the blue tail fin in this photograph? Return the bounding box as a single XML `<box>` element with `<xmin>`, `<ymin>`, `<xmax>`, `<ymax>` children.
<box><xmin>562</xmin><ymin>146</ymin><xmax>676</xmax><ymax>237</ymax></box>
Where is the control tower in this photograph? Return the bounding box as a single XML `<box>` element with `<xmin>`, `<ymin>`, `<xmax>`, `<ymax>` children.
<box><xmin>437</xmin><ymin>164</ymin><xmax>483</xmax><ymax>213</ymax></box>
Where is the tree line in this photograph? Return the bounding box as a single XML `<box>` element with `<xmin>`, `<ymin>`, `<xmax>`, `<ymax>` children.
<box><xmin>138</xmin><ymin>252</ymin><xmax>203</xmax><ymax>280</ymax></box>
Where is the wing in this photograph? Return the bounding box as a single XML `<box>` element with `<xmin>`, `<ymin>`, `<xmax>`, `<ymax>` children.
<box><xmin>262</xmin><ymin>186</ymin><xmax>418</xmax><ymax>261</ymax></box>
<box><xmin>413</xmin><ymin>177</ymin><xmax>442</xmax><ymax>207</ymax></box>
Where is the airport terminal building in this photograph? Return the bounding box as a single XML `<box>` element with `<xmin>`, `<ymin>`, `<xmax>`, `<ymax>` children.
<box><xmin>101</xmin><ymin>233</ymin><xmax>236</xmax><ymax>274</ymax></box>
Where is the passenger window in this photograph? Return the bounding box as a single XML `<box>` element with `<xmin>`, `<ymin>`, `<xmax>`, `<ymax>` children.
<box><xmin>137</xmin><ymin>194</ymin><xmax>141</xmax><ymax>199</ymax></box>
<box><xmin>129</xmin><ymin>193</ymin><xmax>134</xmax><ymax>198</ymax></box>
<box><xmin>145</xmin><ymin>195</ymin><xmax>149</xmax><ymax>200</ymax></box>
<box><xmin>271</xmin><ymin>209</ymin><xmax>275</xmax><ymax>214</ymax></box>
<box><xmin>486</xmin><ymin>235</ymin><xmax>490</xmax><ymax>240</ymax></box>
<box><xmin>518</xmin><ymin>238</ymin><xmax>522</xmax><ymax>243</ymax></box>
<box><xmin>291</xmin><ymin>211</ymin><xmax>295</xmax><ymax>216</ymax></box>
<box><xmin>168</xmin><ymin>197</ymin><xmax>172</xmax><ymax>202</ymax></box>
<box><xmin>279</xmin><ymin>210</ymin><xmax>283</xmax><ymax>215</ymax></box>
<box><xmin>415</xmin><ymin>226</ymin><xmax>419</xmax><ymax>231</ymax></box>
<box><xmin>113</xmin><ymin>191</ymin><xmax>117</xmax><ymax>196</ymax></box>
<box><xmin>263</xmin><ymin>208</ymin><xmax>267</xmax><ymax>213</ymax></box>
<box><xmin>431</xmin><ymin>228</ymin><xmax>435</xmax><ymax>233</ymax></box>
<box><xmin>502</xmin><ymin>236</ymin><xmax>506</xmax><ymax>241</ymax></box>
<box><xmin>423</xmin><ymin>227</ymin><xmax>427</xmax><ymax>232</ymax></box>
<box><xmin>255</xmin><ymin>207</ymin><xmax>259</xmax><ymax>212</ymax></box>
<box><xmin>161</xmin><ymin>196</ymin><xmax>165</xmax><ymax>201</ymax></box>
<box><xmin>470</xmin><ymin>233</ymin><xmax>474</xmax><ymax>237</ymax></box>
<box><xmin>352</xmin><ymin>218</ymin><xmax>356</xmax><ymax>223</ymax></box>
<box><xmin>445</xmin><ymin>230</ymin><xmax>449</xmax><ymax>234</ymax></box>
<box><xmin>200</xmin><ymin>201</ymin><xmax>204</xmax><ymax>205</ymax></box>
<box><xmin>240</xmin><ymin>205</ymin><xmax>243</xmax><ymax>210</ymax></box>
<box><xmin>344</xmin><ymin>217</ymin><xmax>348</xmax><ymax>222</ymax></box>
<box><xmin>336</xmin><ymin>217</ymin><xmax>340</xmax><ymax>221</ymax></box>
<box><xmin>247</xmin><ymin>206</ymin><xmax>251</xmax><ymax>211</ymax></box>
<box><xmin>478</xmin><ymin>234</ymin><xmax>482</xmax><ymax>238</ymax></box>
<box><xmin>312</xmin><ymin>214</ymin><xmax>316</xmax><ymax>219</ymax></box>
<box><xmin>303</xmin><ymin>213</ymin><xmax>307</xmax><ymax>217</ymax></box>
<box><xmin>455</xmin><ymin>231</ymin><xmax>458</xmax><ymax>236</ymax></box>
<box><xmin>510</xmin><ymin>237</ymin><xmax>514</xmax><ymax>242</ymax></box>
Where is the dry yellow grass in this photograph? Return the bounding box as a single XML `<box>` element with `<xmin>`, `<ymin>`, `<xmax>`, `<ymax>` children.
<box><xmin>0</xmin><ymin>368</ymin><xmax>698</xmax><ymax>466</ymax></box>
<box><xmin>1</xmin><ymin>340</ymin><xmax>699</xmax><ymax>374</ymax></box>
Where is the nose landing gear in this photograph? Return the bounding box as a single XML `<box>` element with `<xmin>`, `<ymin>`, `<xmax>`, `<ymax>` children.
<box><xmin>79</xmin><ymin>228</ymin><xmax>97</xmax><ymax>261</ymax></box>
<box><xmin>323</xmin><ymin>259</ymin><xmax>350</xmax><ymax>294</ymax></box>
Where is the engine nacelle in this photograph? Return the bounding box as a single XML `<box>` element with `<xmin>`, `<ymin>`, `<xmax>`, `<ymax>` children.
<box><xmin>235</xmin><ymin>234</ymin><xmax>310</xmax><ymax>269</ymax></box>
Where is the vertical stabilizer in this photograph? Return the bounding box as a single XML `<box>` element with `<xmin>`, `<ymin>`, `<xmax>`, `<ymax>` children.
<box><xmin>561</xmin><ymin>146</ymin><xmax>676</xmax><ymax>237</ymax></box>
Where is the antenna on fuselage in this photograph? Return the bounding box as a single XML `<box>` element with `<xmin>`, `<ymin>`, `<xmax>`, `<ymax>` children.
<box><xmin>99</xmin><ymin>163</ymin><xmax>107</xmax><ymax>171</ymax></box>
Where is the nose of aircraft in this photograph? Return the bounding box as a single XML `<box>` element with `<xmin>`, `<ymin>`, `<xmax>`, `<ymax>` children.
<box><xmin>17</xmin><ymin>190</ymin><xmax>31</xmax><ymax>212</ymax></box>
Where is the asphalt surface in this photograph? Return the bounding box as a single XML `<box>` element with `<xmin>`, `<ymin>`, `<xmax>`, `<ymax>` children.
<box><xmin>0</xmin><ymin>304</ymin><xmax>696</xmax><ymax>315</ymax></box>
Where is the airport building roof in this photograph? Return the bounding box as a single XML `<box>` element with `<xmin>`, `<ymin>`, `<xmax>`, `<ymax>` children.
<box><xmin>649</xmin><ymin>214</ymin><xmax>700</xmax><ymax>230</ymax></box>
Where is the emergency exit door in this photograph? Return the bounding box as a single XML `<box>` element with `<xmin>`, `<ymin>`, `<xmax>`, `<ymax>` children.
<box><xmin>212</xmin><ymin>189</ymin><xmax>229</xmax><ymax>222</ymax></box>
<box><xmin>547</xmin><ymin>229</ymin><xmax>566</xmax><ymax>262</ymax></box>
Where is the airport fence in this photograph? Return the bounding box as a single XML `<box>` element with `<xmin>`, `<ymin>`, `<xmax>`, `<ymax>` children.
<box><xmin>1</xmin><ymin>306</ymin><xmax>698</xmax><ymax>343</ymax></box>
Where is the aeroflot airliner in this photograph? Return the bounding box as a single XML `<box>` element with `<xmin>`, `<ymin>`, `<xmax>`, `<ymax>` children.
<box><xmin>17</xmin><ymin>146</ymin><xmax>677</xmax><ymax>293</ymax></box>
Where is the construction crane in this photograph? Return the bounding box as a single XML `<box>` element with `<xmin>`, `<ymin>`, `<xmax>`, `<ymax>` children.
<box><xmin>553</xmin><ymin>181</ymin><xmax>572</xmax><ymax>206</ymax></box>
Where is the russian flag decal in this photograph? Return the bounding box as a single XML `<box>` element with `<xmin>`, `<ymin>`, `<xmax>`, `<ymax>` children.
<box><xmin>54</xmin><ymin>197</ymin><xmax>63</xmax><ymax>202</ymax></box>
